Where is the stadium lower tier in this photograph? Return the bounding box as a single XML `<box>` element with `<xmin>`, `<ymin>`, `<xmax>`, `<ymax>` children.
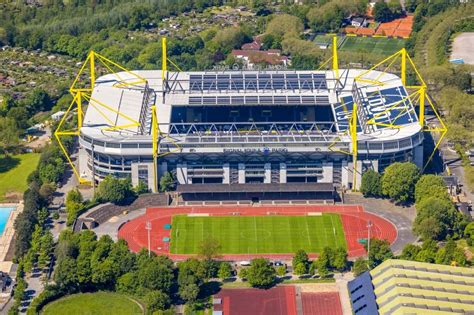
<box><xmin>78</xmin><ymin>143</ymin><xmax>423</xmax><ymax>191</ymax></box>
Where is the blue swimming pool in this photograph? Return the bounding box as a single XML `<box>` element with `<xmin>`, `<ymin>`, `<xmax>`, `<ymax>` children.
<box><xmin>0</xmin><ymin>207</ymin><xmax>14</xmax><ymax>235</ymax></box>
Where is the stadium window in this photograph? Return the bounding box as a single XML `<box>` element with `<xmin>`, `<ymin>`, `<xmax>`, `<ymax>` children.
<box><xmin>231</xmin><ymin>96</ymin><xmax>245</xmax><ymax>105</ymax></box>
<box><xmin>106</xmin><ymin>142</ymin><xmax>121</xmax><ymax>148</ymax></box>
<box><xmin>288</xmin><ymin>96</ymin><xmax>301</xmax><ymax>104</ymax></box>
<box><xmin>274</xmin><ymin>96</ymin><xmax>286</xmax><ymax>104</ymax></box>
<box><xmin>260</xmin><ymin>96</ymin><xmax>273</xmax><ymax>104</ymax></box>
<box><xmin>122</xmin><ymin>143</ymin><xmax>138</xmax><ymax>149</ymax></box>
<box><xmin>245</xmin><ymin>96</ymin><xmax>258</xmax><ymax>104</ymax></box>
<box><xmin>93</xmin><ymin>140</ymin><xmax>105</xmax><ymax>147</ymax></box>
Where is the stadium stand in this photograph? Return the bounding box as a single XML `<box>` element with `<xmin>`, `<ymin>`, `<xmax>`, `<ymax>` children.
<box><xmin>348</xmin><ymin>259</ymin><xmax>474</xmax><ymax>315</ymax></box>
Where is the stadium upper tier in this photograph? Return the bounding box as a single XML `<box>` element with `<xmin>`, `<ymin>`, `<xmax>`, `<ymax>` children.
<box><xmin>81</xmin><ymin>69</ymin><xmax>422</xmax><ymax>154</ymax></box>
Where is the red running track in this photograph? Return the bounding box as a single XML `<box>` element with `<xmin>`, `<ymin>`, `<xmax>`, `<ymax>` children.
<box><xmin>117</xmin><ymin>205</ymin><xmax>397</xmax><ymax>259</ymax></box>
<box><xmin>213</xmin><ymin>286</ymin><xmax>297</xmax><ymax>315</ymax></box>
<box><xmin>302</xmin><ymin>292</ymin><xmax>343</xmax><ymax>315</ymax></box>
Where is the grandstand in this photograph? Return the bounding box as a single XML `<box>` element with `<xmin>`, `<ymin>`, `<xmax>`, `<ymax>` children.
<box><xmin>348</xmin><ymin>259</ymin><xmax>474</xmax><ymax>314</ymax></box>
<box><xmin>68</xmin><ymin>40</ymin><xmax>431</xmax><ymax>195</ymax></box>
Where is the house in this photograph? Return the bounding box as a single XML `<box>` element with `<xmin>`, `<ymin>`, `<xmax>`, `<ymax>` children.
<box><xmin>351</xmin><ymin>16</ymin><xmax>368</xmax><ymax>27</ymax></box>
<box><xmin>241</xmin><ymin>35</ymin><xmax>263</xmax><ymax>51</ymax></box>
<box><xmin>231</xmin><ymin>49</ymin><xmax>290</xmax><ymax>69</ymax></box>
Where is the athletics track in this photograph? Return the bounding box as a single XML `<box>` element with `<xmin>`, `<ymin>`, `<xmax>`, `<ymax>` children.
<box><xmin>118</xmin><ymin>204</ymin><xmax>397</xmax><ymax>259</ymax></box>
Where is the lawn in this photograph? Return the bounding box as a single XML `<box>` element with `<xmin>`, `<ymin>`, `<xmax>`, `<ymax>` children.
<box><xmin>0</xmin><ymin>153</ymin><xmax>40</xmax><ymax>201</ymax></box>
<box><xmin>42</xmin><ymin>292</ymin><xmax>144</xmax><ymax>315</ymax></box>
<box><xmin>170</xmin><ymin>214</ymin><xmax>346</xmax><ymax>254</ymax></box>
<box><xmin>340</xmin><ymin>36</ymin><xmax>405</xmax><ymax>55</ymax></box>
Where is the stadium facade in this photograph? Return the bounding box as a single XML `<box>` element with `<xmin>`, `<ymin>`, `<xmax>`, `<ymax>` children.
<box><xmin>78</xmin><ymin>67</ymin><xmax>423</xmax><ymax>192</ymax></box>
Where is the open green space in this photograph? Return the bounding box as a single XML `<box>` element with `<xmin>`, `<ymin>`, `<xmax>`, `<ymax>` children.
<box><xmin>41</xmin><ymin>292</ymin><xmax>143</xmax><ymax>315</ymax></box>
<box><xmin>170</xmin><ymin>214</ymin><xmax>346</xmax><ymax>254</ymax></box>
<box><xmin>0</xmin><ymin>153</ymin><xmax>40</xmax><ymax>201</ymax></box>
<box><xmin>340</xmin><ymin>36</ymin><xmax>405</xmax><ymax>55</ymax></box>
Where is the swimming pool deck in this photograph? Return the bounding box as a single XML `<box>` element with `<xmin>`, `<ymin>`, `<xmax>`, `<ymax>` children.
<box><xmin>0</xmin><ymin>203</ymin><xmax>22</xmax><ymax>272</ymax></box>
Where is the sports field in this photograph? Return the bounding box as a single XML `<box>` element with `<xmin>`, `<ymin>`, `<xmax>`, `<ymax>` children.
<box><xmin>170</xmin><ymin>214</ymin><xmax>346</xmax><ymax>254</ymax></box>
<box><xmin>42</xmin><ymin>292</ymin><xmax>144</xmax><ymax>315</ymax></box>
<box><xmin>340</xmin><ymin>36</ymin><xmax>405</xmax><ymax>55</ymax></box>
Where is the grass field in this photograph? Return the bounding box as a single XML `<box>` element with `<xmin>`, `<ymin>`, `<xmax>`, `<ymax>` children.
<box><xmin>42</xmin><ymin>292</ymin><xmax>144</xmax><ymax>315</ymax></box>
<box><xmin>0</xmin><ymin>153</ymin><xmax>40</xmax><ymax>201</ymax></box>
<box><xmin>170</xmin><ymin>214</ymin><xmax>346</xmax><ymax>254</ymax></box>
<box><xmin>340</xmin><ymin>36</ymin><xmax>405</xmax><ymax>55</ymax></box>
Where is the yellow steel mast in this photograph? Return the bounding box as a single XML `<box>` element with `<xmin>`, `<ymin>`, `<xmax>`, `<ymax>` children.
<box><xmin>332</xmin><ymin>35</ymin><xmax>339</xmax><ymax>82</ymax></box>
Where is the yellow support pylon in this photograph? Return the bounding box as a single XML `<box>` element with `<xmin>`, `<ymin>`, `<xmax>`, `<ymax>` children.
<box><xmin>162</xmin><ymin>37</ymin><xmax>167</xmax><ymax>81</ymax></box>
<box><xmin>351</xmin><ymin>102</ymin><xmax>358</xmax><ymax>191</ymax></box>
<box><xmin>332</xmin><ymin>35</ymin><xmax>339</xmax><ymax>82</ymax></box>
<box><xmin>56</xmin><ymin>50</ymin><xmax>148</xmax><ymax>185</ymax></box>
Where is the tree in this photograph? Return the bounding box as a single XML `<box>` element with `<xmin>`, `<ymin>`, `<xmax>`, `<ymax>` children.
<box><xmin>179</xmin><ymin>283</ymin><xmax>200</xmax><ymax>304</ymax></box>
<box><xmin>294</xmin><ymin>262</ymin><xmax>307</xmax><ymax>276</ymax></box>
<box><xmin>25</xmin><ymin>88</ymin><xmax>52</xmax><ymax>112</ymax></box>
<box><xmin>352</xmin><ymin>258</ymin><xmax>368</xmax><ymax>276</ymax></box>
<box><xmin>159</xmin><ymin>172</ymin><xmax>175</xmax><ymax>192</ymax></box>
<box><xmin>315</xmin><ymin>259</ymin><xmax>330</xmax><ymax>278</ymax></box>
<box><xmin>381</xmin><ymin>162</ymin><xmax>420</xmax><ymax>203</ymax></box>
<box><xmin>0</xmin><ymin>117</ymin><xmax>20</xmax><ymax>154</ymax></box>
<box><xmin>210</xmin><ymin>27</ymin><xmax>251</xmax><ymax>54</ymax></box>
<box><xmin>413</xmin><ymin>196</ymin><xmax>462</xmax><ymax>240</ymax></box>
<box><xmin>400</xmin><ymin>244</ymin><xmax>421</xmax><ymax>261</ymax></box>
<box><xmin>292</xmin><ymin>249</ymin><xmax>309</xmax><ymax>271</ymax></box>
<box><xmin>38</xmin><ymin>231</ymin><xmax>54</xmax><ymax>269</ymax></box>
<box><xmin>464</xmin><ymin>222</ymin><xmax>474</xmax><ymax>244</ymax></box>
<box><xmin>315</xmin><ymin>247</ymin><xmax>334</xmax><ymax>277</ymax></box>
<box><xmin>373</xmin><ymin>2</ymin><xmax>393</xmax><ymax>22</ymax></box>
<box><xmin>39</xmin><ymin>183</ymin><xmax>56</xmax><ymax>203</ymax></box>
<box><xmin>246</xmin><ymin>258</ymin><xmax>276</xmax><ymax>288</ymax></box>
<box><xmin>415</xmin><ymin>240</ymin><xmax>438</xmax><ymax>263</ymax></box>
<box><xmin>66</xmin><ymin>188</ymin><xmax>84</xmax><ymax>226</ymax></box>
<box><xmin>266</xmin><ymin>14</ymin><xmax>304</xmax><ymax>39</ymax></box>
<box><xmin>143</xmin><ymin>290</ymin><xmax>170</xmax><ymax>312</ymax></box>
<box><xmin>435</xmin><ymin>239</ymin><xmax>467</xmax><ymax>266</ymax></box>
<box><xmin>134</xmin><ymin>180</ymin><xmax>149</xmax><ymax>195</ymax></box>
<box><xmin>360</xmin><ymin>170</ymin><xmax>382</xmax><ymax>197</ymax></box>
<box><xmin>218</xmin><ymin>262</ymin><xmax>232</xmax><ymax>280</ymax></box>
<box><xmin>276</xmin><ymin>265</ymin><xmax>286</xmax><ymax>277</ymax></box>
<box><xmin>198</xmin><ymin>237</ymin><xmax>221</xmax><ymax>260</ymax></box>
<box><xmin>96</xmin><ymin>175</ymin><xmax>135</xmax><ymax>204</ymax></box>
<box><xmin>366</xmin><ymin>238</ymin><xmax>393</xmax><ymax>269</ymax></box>
<box><xmin>333</xmin><ymin>247</ymin><xmax>348</xmax><ymax>272</ymax></box>
<box><xmin>415</xmin><ymin>174</ymin><xmax>449</xmax><ymax>204</ymax></box>
<box><xmin>238</xmin><ymin>268</ymin><xmax>248</xmax><ymax>280</ymax></box>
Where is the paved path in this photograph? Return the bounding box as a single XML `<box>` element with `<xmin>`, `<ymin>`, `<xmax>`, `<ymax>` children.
<box><xmin>335</xmin><ymin>273</ymin><xmax>354</xmax><ymax>315</ymax></box>
<box><xmin>344</xmin><ymin>193</ymin><xmax>417</xmax><ymax>254</ymax></box>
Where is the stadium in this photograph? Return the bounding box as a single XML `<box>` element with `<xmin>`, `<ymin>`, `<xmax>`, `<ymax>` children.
<box><xmin>69</xmin><ymin>40</ymin><xmax>428</xmax><ymax>199</ymax></box>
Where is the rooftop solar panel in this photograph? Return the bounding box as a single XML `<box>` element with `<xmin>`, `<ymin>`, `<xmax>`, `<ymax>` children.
<box><xmin>188</xmin><ymin>72</ymin><xmax>328</xmax><ymax>92</ymax></box>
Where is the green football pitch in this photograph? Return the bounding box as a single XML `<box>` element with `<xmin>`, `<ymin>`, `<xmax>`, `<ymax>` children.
<box><xmin>340</xmin><ymin>36</ymin><xmax>405</xmax><ymax>55</ymax></box>
<box><xmin>169</xmin><ymin>214</ymin><xmax>346</xmax><ymax>254</ymax></box>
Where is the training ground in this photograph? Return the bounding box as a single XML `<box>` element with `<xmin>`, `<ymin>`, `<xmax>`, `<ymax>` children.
<box><xmin>118</xmin><ymin>205</ymin><xmax>397</xmax><ymax>260</ymax></box>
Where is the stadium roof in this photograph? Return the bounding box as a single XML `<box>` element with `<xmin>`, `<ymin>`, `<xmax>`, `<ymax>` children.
<box><xmin>348</xmin><ymin>259</ymin><xmax>474</xmax><ymax>315</ymax></box>
<box><xmin>82</xmin><ymin>69</ymin><xmax>421</xmax><ymax>143</ymax></box>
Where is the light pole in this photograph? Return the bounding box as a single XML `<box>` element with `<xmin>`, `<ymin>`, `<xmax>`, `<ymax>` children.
<box><xmin>145</xmin><ymin>221</ymin><xmax>152</xmax><ymax>257</ymax></box>
<box><xmin>367</xmin><ymin>220</ymin><xmax>373</xmax><ymax>269</ymax></box>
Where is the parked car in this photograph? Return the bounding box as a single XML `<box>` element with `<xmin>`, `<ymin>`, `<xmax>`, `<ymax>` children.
<box><xmin>240</xmin><ymin>261</ymin><xmax>251</xmax><ymax>266</ymax></box>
